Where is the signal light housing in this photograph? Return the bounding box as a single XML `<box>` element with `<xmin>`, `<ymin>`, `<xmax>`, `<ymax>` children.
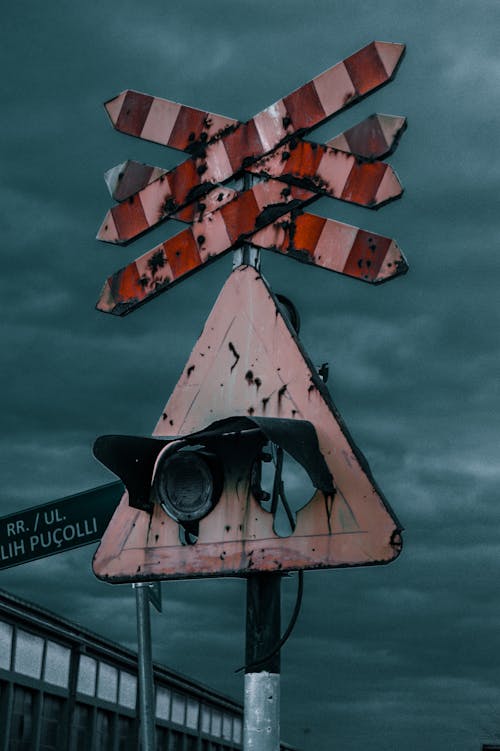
<box><xmin>153</xmin><ymin>447</ymin><xmax>223</xmax><ymax>523</ymax></box>
<box><xmin>93</xmin><ymin>416</ymin><xmax>333</xmax><ymax>520</ymax></box>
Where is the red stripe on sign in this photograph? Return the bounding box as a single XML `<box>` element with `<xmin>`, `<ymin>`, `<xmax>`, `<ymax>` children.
<box><xmin>168</xmin><ymin>106</ymin><xmax>210</xmax><ymax>151</ymax></box>
<box><xmin>345</xmin><ymin>116</ymin><xmax>388</xmax><ymax>159</ymax></box>
<box><xmin>108</xmin><ymin>262</ymin><xmax>143</xmax><ymax>305</ymax></box>
<box><xmin>116</xmin><ymin>91</ymin><xmax>154</xmax><ymax>137</ymax></box>
<box><xmin>174</xmin><ymin>203</ymin><xmax>199</xmax><ymax>223</ymax></box>
<box><xmin>282</xmin><ymin>141</ymin><xmax>324</xmax><ymax>180</ymax></box>
<box><xmin>223</xmin><ymin>121</ymin><xmax>263</xmax><ymax>172</ymax></box>
<box><xmin>167</xmin><ymin>158</ymin><xmax>205</xmax><ymax>209</ymax></box>
<box><xmin>341</xmin><ymin>162</ymin><xmax>387</xmax><ymax>206</ymax></box>
<box><xmin>220</xmin><ymin>190</ymin><xmax>261</xmax><ymax>244</ymax></box>
<box><xmin>166</xmin><ymin>229</ymin><xmax>202</xmax><ymax>278</ymax></box>
<box><xmin>342</xmin><ymin>229</ymin><xmax>391</xmax><ymax>280</ymax></box>
<box><xmin>292</xmin><ymin>214</ymin><xmax>327</xmax><ymax>256</ymax></box>
<box><xmin>283</xmin><ymin>81</ymin><xmax>326</xmax><ymax>131</ymax></box>
<box><xmin>110</xmin><ymin>197</ymin><xmax>149</xmax><ymax>241</ymax></box>
<box><xmin>113</xmin><ymin>163</ymin><xmax>155</xmax><ymax>202</ymax></box>
<box><xmin>344</xmin><ymin>43</ymin><xmax>389</xmax><ymax>96</ymax></box>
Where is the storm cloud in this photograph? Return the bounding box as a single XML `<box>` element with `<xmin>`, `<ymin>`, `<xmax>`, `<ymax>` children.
<box><xmin>1</xmin><ymin>1</ymin><xmax>499</xmax><ymax>749</ymax></box>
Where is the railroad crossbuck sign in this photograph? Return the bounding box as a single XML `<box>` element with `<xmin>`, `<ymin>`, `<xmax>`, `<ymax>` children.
<box><xmin>93</xmin><ymin>41</ymin><xmax>407</xmax><ymax>582</ymax></box>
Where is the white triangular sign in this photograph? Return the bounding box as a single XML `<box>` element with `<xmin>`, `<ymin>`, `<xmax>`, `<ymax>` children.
<box><xmin>93</xmin><ymin>266</ymin><xmax>401</xmax><ymax>582</ymax></box>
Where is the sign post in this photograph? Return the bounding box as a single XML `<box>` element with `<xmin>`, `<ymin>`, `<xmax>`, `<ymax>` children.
<box><xmin>133</xmin><ymin>582</ymin><xmax>156</xmax><ymax>751</ymax></box>
<box><xmin>236</xmin><ymin>228</ymin><xmax>282</xmax><ymax>751</ymax></box>
<box><xmin>244</xmin><ymin>573</ymin><xmax>281</xmax><ymax>751</ymax></box>
<box><xmin>91</xmin><ymin>39</ymin><xmax>409</xmax><ymax>751</ymax></box>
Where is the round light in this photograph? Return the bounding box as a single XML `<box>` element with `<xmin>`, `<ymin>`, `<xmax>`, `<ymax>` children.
<box><xmin>153</xmin><ymin>450</ymin><xmax>220</xmax><ymax>523</ymax></box>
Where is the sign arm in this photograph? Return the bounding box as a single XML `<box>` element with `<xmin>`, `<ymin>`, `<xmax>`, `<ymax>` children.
<box><xmin>96</xmin><ymin>189</ymin><xmax>406</xmax><ymax>316</ymax></box>
<box><xmin>103</xmin><ymin>110</ymin><xmax>406</xmax><ymax>206</ymax></box>
<box><xmin>250</xmin><ymin>212</ymin><xmax>407</xmax><ymax>283</ymax></box>
<box><xmin>104</xmin><ymin>90</ymin><xmax>239</xmax><ymax>151</ymax></box>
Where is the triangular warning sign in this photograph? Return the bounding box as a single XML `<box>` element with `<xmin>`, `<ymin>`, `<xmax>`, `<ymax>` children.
<box><xmin>93</xmin><ymin>266</ymin><xmax>402</xmax><ymax>582</ymax></box>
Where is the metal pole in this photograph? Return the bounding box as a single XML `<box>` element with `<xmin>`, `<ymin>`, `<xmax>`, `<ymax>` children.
<box><xmin>233</xmin><ymin>172</ymin><xmax>260</xmax><ymax>272</ymax></box>
<box><xmin>244</xmin><ymin>573</ymin><xmax>281</xmax><ymax>751</ymax></box>
<box><xmin>134</xmin><ymin>582</ymin><xmax>156</xmax><ymax>751</ymax></box>
<box><xmin>235</xmin><ymin>171</ymin><xmax>279</xmax><ymax>751</ymax></box>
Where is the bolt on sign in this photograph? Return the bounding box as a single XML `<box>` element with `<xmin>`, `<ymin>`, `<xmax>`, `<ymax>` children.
<box><xmin>0</xmin><ymin>482</ymin><xmax>123</xmax><ymax>570</ymax></box>
<box><xmin>92</xmin><ymin>41</ymin><xmax>407</xmax><ymax>582</ymax></box>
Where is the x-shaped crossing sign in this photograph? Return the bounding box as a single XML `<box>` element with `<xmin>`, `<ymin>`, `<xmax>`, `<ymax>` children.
<box><xmin>92</xmin><ymin>41</ymin><xmax>409</xmax><ymax>580</ymax></box>
<box><xmin>96</xmin><ymin>40</ymin><xmax>407</xmax><ymax>315</ymax></box>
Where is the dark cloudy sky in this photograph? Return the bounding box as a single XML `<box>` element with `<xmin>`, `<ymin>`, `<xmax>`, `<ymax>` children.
<box><xmin>2</xmin><ymin>1</ymin><xmax>499</xmax><ymax>749</ymax></box>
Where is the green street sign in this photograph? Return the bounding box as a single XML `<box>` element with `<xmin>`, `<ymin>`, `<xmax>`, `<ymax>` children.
<box><xmin>0</xmin><ymin>482</ymin><xmax>123</xmax><ymax>570</ymax></box>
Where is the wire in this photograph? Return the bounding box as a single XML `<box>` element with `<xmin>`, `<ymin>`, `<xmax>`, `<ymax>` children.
<box><xmin>235</xmin><ymin>445</ymin><xmax>303</xmax><ymax>673</ymax></box>
<box><xmin>235</xmin><ymin>570</ymin><xmax>304</xmax><ymax>674</ymax></box>
<box><xmin>270</xmin><ymin>446</ymin><xmax>283</xmax><ymax>516</ymax></box>
<box><xmin>278</xmin><ymin>483</ymin><xmax>296</xmax><ymax>532</ymax></box>
<box><xmin>271</xmin><ymin>445</ymin><xmax>296</xmax><ymax>534</ymax></box>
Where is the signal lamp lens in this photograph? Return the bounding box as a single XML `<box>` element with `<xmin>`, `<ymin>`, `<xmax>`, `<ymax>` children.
<box><xmin>154</xmin><ymin>450</ymin><xmax>221</xmax><ymax>523</ymax></box>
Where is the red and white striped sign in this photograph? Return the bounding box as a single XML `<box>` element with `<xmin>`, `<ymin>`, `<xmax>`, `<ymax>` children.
<box><xmin>96</xmin><ymin>41</ymin><xmax>408</xmax><ymax>315</ymax></box>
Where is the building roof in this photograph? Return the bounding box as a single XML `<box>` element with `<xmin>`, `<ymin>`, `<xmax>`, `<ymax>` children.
<box><xmin>0</xmin><ymin>586</ymin><xmax>241</xmax><ymax>711</ymax></box>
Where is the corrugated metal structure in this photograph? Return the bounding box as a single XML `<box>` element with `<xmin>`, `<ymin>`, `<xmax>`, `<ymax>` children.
<box><xmin>0</xmin><ymin>589</ymin><xmax>297</xmax><ymax>751</ymax></box>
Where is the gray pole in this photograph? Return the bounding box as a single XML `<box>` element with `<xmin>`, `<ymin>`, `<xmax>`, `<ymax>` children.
<box><xmin>232</xmin><ymin>172</ymin><xmax>260</xmax><ymax>272</ymax></box>
<box><xmin>134</xmin><ymin>582</ymin><xmax>156</xmax><ymax>751</ymax></box>
<box><xmin>243</xmin><ymin>573</ymin><xmax>281</xmax><ymax>751</ymax></box>
<box><xmin>232</xmin><ymin>172</ymin><xmax>280</xmax><ymax>751</ymax></box>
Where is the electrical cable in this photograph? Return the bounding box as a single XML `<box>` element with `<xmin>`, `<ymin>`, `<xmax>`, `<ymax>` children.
<box><xmin>270</xmin><ymin>446</ymin><xmax>283</xmax><ymax>517</ymax></box>
<box><xmin>236</xmin><ymin>444</ymin><xmax>303</xmax><ymax>672</ymax></box>
<box><xmin>235</xmin><ymin>570</ymin><xmax>304</xmax><ymax>673</ymax></box>
<box><xmin>270</xmin><ymin>444</ymin><xmax>296</xmax><ymax>534</ymax></box>
<box><xmin>278</xmin><ymin>482</ymin><xmax>296</xmax><ymax>532</ymax></box>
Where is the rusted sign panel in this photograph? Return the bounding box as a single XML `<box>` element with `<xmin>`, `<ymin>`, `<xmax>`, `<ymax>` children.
<box><xmin>104</xmin><ymin>92</ymin><xmax>238</xmax><ymax>150</ymax></box>
<box><xmin>93</xmin><ymin>41</ymin><xmax>408</xmax><ymax>582</ymax></box>
<box><xmin>248</xmin><ymin>141</ymin><xmax>402</xmax><ymax>207</ymax></box>
<box><xmin>97</xmin><ymin>137</ymin><xmax>402</xmax><ymax>244</ymax></box>
<box><xmin>250</xmin><ymin>214</ymin><xmax>406</xmax><ymax>283</ymax></box>
<box><xmin>96</xmin><ymin>41</ymin><xmax>406</xmax><ymax>314</ymax></box>
<box><xmin>97</xmin><ymin>182</ymin><xmax>315</xmax><ymax>315</ymax></box>
<box><xmin>104</xmin><ymin>160</ymin><xmax>168</xmax><ymax>203</ymax></box>
<box><xmin>98</xmin><ymin>41</ymin><xmax>404</xmax><ymax>244</ymax></box>
<box><xmin>92</xmin><ymin>267</ymin><xmax>402</xmax><ymax>582</ymax></box>
<box><xmin>104</xmin><ymin>113</ymin><xmax>406</xmax><ymax>204</ymax></box>
<box><xmin>97</xmin><ymin>185</ymin><xmax>406</xmax><ymax>315</ymax></box>
<box><xmin>327</xmin><ymin>113</ymin><xmax>406</xmax><ymax>159</ymax></box>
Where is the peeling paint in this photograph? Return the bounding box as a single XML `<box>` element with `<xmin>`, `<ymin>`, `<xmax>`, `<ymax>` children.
<box><xmin>96</xmin><ymin>42</ymin><xmax>407</xmax><ymax>316</ymax></box>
